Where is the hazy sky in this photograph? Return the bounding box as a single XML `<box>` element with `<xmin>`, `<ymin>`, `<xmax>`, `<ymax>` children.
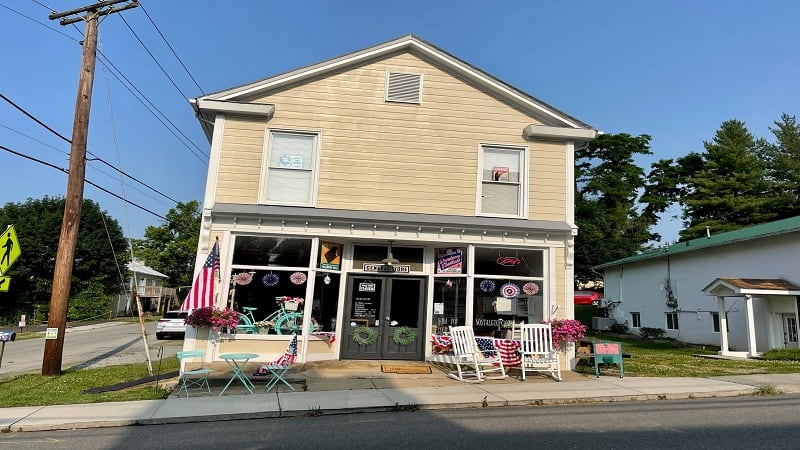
<box><xmin>1</xmin><ymin>0</ymin><xmax>798</xmax><ymax>243</ymax></box>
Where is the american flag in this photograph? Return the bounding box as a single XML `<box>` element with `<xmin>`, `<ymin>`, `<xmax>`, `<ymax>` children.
<box><xmin>254</xmin><ymin>335</ymin><xmax>298</xmax><ymax>376</ymax></box>
<box><xmin>180</xmin><ymin>241</ymin><xmax>220</xmax><ymax>312</ymax></box>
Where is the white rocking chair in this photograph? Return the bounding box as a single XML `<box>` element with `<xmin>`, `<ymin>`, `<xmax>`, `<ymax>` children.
<box><xmin>447</xmin><ymin>325</ymin><xmax>508</xmax><ymax>383</ymax></box>
<box><xmin>519</xmin><ymin>323</ymin><xmax>562</xmax><ymax>381</ymax></box>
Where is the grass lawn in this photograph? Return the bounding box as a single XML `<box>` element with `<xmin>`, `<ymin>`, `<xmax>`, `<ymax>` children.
<box><xmin>0</xmin><ymin>358</ymin><xmax>180</xmax><ymax>408</ymax></box>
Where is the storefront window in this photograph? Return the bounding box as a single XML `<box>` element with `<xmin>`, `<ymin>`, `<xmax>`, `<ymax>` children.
<box><xmin>432</xmin><ymin>277</ymin><xmax>466</xmax><ymax>334</ymax></box>
<box><xmin>230</xmin><ymin>269</ymin><xmax>308</xmax><ymax>334</ymax></box>
<box><xmin>312</xmin><ymin>272</ymin><xmax>341</xmax><ymax>332</ymax></box>
<box><xmin>472</xmin><ymin>279</ymin><xmax>543</xmax><ymax>337</ymax></box>
<box><xmin>232</xmin><ymin>236</ymin><xmax>312</xmax><ymax>267</ymax></box>
<box><xmin>474</xmin><ymin>247</ymin><xmax>543</xmax><ymax>277</ymax></box>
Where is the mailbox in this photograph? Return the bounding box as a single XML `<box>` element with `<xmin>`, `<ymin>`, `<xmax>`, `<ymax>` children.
<box><xmin>0</xmin><ymin>331</ymin><xmax>16</xmax><ymax>342</ymax></box>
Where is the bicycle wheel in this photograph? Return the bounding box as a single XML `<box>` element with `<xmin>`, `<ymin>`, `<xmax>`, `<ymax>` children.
<box><xmin>274</xmin><ymin>312</ymin><xmax>305</xmax><ymax>335</ymax></box>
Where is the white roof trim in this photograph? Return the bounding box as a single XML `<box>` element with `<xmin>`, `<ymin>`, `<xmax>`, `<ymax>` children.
<box><xmin>523</xmin><ymin>124</ymin><xmax>598</xmax><ymax>141</ymax></box>
<box><xmin>206</xmin><ymin>36</ymin><xmax>588</xmax><ymax>130</ymax></box>
<box><xmin>194</xmin><ymin>99</ymin><xmax>275</xmax><ymax>117</ymax></box>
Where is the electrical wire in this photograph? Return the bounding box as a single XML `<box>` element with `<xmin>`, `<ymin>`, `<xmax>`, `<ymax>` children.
<box><xmin>0</xmin><ymin>94</ymin><xmax>182</xmax><ymax>202</ymax></box>
<box><xmin>139</xmin><ymin>1</ymin><xmax>203</xmax><ymax>93</ymax></box>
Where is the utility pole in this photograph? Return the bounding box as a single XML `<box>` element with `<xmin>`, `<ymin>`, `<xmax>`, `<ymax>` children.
<box><xmin>42</xmin><ymin>0</ymin><xmax>139</xmax><ymax>376</ymax></box>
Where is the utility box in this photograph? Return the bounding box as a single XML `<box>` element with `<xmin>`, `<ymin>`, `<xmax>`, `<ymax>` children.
<box><xmin>591</xmin><ymin>317</ymin><xmax>616</xmax><ymax>331</ymax></box>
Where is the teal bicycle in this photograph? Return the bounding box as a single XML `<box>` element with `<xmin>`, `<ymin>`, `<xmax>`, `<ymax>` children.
<box><xmin>237</xmin><ymin>297</ymin><xmax>315</xmax><ymax>335</ymax></box>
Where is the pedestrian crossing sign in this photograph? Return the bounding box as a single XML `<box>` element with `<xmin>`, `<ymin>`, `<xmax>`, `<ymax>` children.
<box><xmin>0</xmin><ymin>225</ymin><xmax>21</xmax><ymax>275</ymax></box>
<box><xmin>0</xmin><ymin>276</ymin><xmax>9</xmax><ymax>292</ymax></box>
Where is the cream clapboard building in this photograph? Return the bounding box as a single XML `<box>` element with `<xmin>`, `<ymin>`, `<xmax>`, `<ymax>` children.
<box><xmin>185</xmin><ymin>35</ymin><xmax>597</xmax><ymax>369</ymax></box>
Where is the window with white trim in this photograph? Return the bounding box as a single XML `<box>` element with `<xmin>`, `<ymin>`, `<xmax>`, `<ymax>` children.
<box><xmin>666</xmin><ymin>312</ymin><xmax>679</xmax><ymax>330</ymax></box>
<box><xmin>630</xmin><ymin>312</ymin><xmax>641</xmax><ymax>328</ymax></box>
<box><xmin>262</xmin><ymin>131</ymin><xmax>318</xmax><ymax>205</ymax></box>
<box><xmin>479</xmin><ymin>145</ymin><xmax>526</xmax><ymax>217</ymax></box>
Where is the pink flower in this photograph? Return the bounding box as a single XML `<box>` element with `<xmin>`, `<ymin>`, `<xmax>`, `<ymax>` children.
<box><xmin>186</xmin><ymin>306</ymin><xmax>242</xmax><ymax>332</ymax></box>
<box><xmin>547</xmin><ymin>319</ymin><xmax>587</xmax><ymax>346</ymax></box>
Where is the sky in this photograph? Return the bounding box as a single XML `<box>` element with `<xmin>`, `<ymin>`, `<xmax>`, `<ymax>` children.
<box><xmin>1</xmin><ymin>0</ymin><xmax>798</xmax><ymax>243</ymax></box>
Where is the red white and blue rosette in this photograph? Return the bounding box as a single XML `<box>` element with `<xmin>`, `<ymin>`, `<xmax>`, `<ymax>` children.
<box><xmin>500</xmin><ymin>282</ymin><xmax>520</xmax><ymax>299</ymax></box>
<box><xmin>522</xmin><ymin>282</ymin><xmax>539</xmax><ymax>295</ymax></box>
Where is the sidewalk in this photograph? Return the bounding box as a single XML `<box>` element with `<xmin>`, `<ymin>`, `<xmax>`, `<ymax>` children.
<box><xmin>3</xmin><ymin>359</ymin><xmax>800</xmax><ymax>433</ymax></box>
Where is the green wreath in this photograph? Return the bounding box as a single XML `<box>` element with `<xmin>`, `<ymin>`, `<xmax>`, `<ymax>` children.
<box><xmin>392</xmin><ymin>326</ymin><xmax>416</xmax><ymax>346</ymax></box>
<box><xmin>352</xmin><ymin>326</ymin><xmax>377</xmax><ymax>346</ymax></box>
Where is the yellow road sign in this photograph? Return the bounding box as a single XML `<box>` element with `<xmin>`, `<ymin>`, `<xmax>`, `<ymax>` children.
<box><xmin>0</xmin><ymin>225</ymin><xmax>21</xmax><ymax>275</ymax></box>
<box><xmin>0</xmin><ymin>276</ymin><xmax>9</xmax><ymax>292</ymax></box>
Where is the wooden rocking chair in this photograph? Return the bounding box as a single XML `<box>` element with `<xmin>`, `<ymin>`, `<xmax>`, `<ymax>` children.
<box><xmin>447</xmin><ymin>326</ymin><xmax>507</xmax><ymax>383</ymax></box>
<box><xmin>519</xmin><ymin>323</ymin><xmax>562</xmax><ymax>381</ymax></box>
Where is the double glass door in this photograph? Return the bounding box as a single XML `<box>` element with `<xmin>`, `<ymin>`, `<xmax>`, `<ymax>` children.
<box><xmin>340</xmin><ymin>276</ymin><xmax>425</xmax><ymax>360</ymax></box>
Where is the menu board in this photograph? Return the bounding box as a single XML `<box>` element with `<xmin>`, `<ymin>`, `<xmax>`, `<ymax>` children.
<box><xmin>353</xmin><ymin>296</ymin><xmax>377</xmax><ymax>319</ymax></box>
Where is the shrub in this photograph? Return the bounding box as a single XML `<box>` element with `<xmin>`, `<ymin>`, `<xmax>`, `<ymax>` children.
<box><xmin>68</xmin><ymin>281</ymin><xmax>111</xmax><ymax>320</ymax></box>
<box><xmin>639</xmin><ymin>327</ymin><xmax>666</xmax><ymax>339</ymax></box>
<box><xmin>609</xmin><ymin>323</ymin><xmax>629</xmax><ymax>334</ymax></box>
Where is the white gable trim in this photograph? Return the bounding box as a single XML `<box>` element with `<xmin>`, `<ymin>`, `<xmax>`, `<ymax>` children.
<box><xmin>205</xmin><ymin>36</ymin><xmax>588</xmax><ymax>130</ymax></box>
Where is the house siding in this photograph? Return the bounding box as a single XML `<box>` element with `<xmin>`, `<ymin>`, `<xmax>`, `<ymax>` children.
<box><xmin>603</xmin><ymin>233</ymin><xmax>800</xmax><ymax>350</ymax></box>
<box><xmin>214</xmin><ymin>52</ymin><xmax>567</xmax><ymax>221</ymax></box>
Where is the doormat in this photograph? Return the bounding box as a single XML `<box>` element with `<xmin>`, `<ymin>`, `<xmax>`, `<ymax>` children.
<box><xmin>381</xmin><ymin>365</ymin><xmax>432</xmax><ymax>374</ymax></box>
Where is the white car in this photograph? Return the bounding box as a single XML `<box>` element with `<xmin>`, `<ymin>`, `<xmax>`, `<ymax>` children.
<box><xmin>156</xmin><ymin>311</ymin><xmax>188</xmax><ymax>340</ymax></box>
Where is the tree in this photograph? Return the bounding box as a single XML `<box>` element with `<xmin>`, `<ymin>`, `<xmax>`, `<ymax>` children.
<box><xmin>574</xmin><ymin>133</ymin><xmax>665</xmax><ymax>285</ymax></box>
<box><xmin>678</xmin><ymin>120</ymin><xmax>775</xmax><ymax>240</ymax></box>
<box><xmin>0</xmin><ymin>197</ymin><xmax>128</xmax><ymax>322</ymax></box>
<box><xmin>130</xmin><ymin>201</ymin><xmax>201</xmax><ymax>288</ymax></box>
<box><xmin>757</xmin><ymin>113</ymin><xmax>800</xmax><ymax>218</ymax></box>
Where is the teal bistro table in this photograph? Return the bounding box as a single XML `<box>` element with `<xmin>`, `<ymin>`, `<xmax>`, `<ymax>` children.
<box><xmin>218</xmin><ymin>353</ymin><xmax>259</xmax><ymax>395</ymax></box>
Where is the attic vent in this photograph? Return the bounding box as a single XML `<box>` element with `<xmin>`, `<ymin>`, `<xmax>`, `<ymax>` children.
<box><xmin>386</xmin><ymin>72</ymin><xmax>422</xmax><ymax>104</ymax></box>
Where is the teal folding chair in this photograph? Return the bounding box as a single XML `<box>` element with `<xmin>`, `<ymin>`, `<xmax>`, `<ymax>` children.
<box><xmin>256</xmin><ymin>335</ymin><xmax>298</xmax><ymax>392</ymax></box>
<box><xmin>176</xmin><ymin>350</ymin><xmax>214</xmax><ymax>397</ymax></box>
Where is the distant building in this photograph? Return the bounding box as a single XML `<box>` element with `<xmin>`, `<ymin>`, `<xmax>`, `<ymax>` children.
<box><xmin>594</xmin><ymin>216</ymin><xmax>800</xmax><ymax>357</ymax></box>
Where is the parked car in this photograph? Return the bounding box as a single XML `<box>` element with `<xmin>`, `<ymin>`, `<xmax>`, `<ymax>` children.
<box><xmin>156</xmin><ymin>310</ymin><xmax>188</xmax><ymax>340</ymax></box>
<box><xmin>574</xmin><ymin>291</ymin><xmax>600</xmax><ymax>306</ymax></box>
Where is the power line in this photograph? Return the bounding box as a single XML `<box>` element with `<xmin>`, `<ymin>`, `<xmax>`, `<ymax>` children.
<box><xmin>118</xmin><ymin>12</ymin><xmax>190</xmax><ymax>100</ymax></box>
<box><xmin>8</xmin><ymin>0</ymin><xmax>209</xmax><ymax>164</ymax></box>
<box><xmin>0</xmin><ymin>93</ymin><xmax>183</xmax><ymax>203</ymax></box>
<box><xmin>95</xmin><ymin>51</ymin><xmax>209</xmax><ymax>163</ymax></box>
<box><xmin>139</xmin><ymin>1</ymin><xmax>203</xmax><ymax>93</ymax></box>
<box><xmin>0</xmin><ymin>143</ymin><xmax>167</xmax><ymax>220</ymax></box>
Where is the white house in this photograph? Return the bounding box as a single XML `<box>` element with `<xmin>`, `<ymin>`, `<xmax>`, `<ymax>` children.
<box><xmin>594</xmin><ymin>216</ymin><xmax>800</xmax><ymax>358</ymax></box>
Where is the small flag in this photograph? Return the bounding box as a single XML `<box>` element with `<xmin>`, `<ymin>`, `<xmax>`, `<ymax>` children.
<box><xmin>180</xmin><ymin>241</ymin><xmax>220</xmax><ymax>312</ymax></box>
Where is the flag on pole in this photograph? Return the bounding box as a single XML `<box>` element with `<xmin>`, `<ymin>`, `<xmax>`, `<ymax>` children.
<box><xmin>180</xmin><ymin>241</ymin><xmax>220</xmax><ymax>312</ymax></box>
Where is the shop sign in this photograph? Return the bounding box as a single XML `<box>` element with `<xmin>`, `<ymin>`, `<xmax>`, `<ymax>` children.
<box><xmin>362</xmin><ymin>263</ymin><xmax>410</xmax><ymax>273</ymax></box>
<box><xmin>359</xmin><ymin>281</ymin><xmax>376</xmax><ymax>292</ymax></box>
<box><xmin>319</xmin><ymin>241</ymin><xmax>342</xmax><ymax>270</ymax></box>
<box><xmin>496</xmin><ymin>256</ymin><xmax>521</xmax><ymax>267</ymax></box>
<box><xmin>436</xmin><ymin>248</ymin><xmax>462</xmax><ymax>274</ymax></box>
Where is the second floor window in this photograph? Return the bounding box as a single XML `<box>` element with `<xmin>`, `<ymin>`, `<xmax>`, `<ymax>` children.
<box><xmin>262</xmin><ymin>131</ymin><xmax>318</xmax><ymax>206</ymax></box>
<box><xmin>479</xmin><ymin>145</ymin><xmax>526</xmax><ymax>217</ymax></box>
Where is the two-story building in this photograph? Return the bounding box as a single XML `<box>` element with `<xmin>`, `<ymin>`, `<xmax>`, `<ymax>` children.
<box><xmin>185</xmin><ymin>35</ymin><xmax>597</xmax><ymax>369</ymax></box>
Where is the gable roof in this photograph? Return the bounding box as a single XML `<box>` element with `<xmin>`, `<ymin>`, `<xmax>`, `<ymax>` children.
<box><xmin>190</xmin><ymin>34</ymin><xmax>597</xmax><ymax>141</ymax></box>
<box><xmin>127</xmin><ymin>260</ymin><xmax>168</xmax><ymax>279</ymax></box>
<box><xmin>593</xmin><ymin>215</ymin><xmax>800</xmax><ymax>269</ymax></box>
<box><xmin>702</xmin><ymin>277</ymin><xmax>800</xmax><ymax>297</ymax></box>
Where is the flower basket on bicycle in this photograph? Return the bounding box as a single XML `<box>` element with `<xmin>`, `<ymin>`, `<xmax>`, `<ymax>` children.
<box><xmin>277</xmin><ymin>296</ymin><xmax>304</xmax><ymax>312</ymax></box>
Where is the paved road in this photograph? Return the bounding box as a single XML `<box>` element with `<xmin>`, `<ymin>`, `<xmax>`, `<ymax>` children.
<box><xmin>2</xmin><ymin>395</ymin><xmax>799</xmax><ymax>449</ymax></box>
<box><xmin>0</xmin><ymin>321</ymin><xmax>182</xmax><ymax>377</ymax></box>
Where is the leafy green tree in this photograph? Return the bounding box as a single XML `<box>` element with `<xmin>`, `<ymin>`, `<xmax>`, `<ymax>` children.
<box><xmin>130</xmin><ymin>201</ymin><xmax>201</xmax><ymax>288</ymax></box>
<box><xmin>67</xmin><ymin>281</ymin><xmax>111</xmax><ymax>321</ymax></box>
<box><xmin>757</xmin><ymin>114</ymin><xmax>800</xmax><ymax>218</ymax></box>
<box><xmin>678</xmin><ymin>120</ymin><xmax>775</xmax><ymax>239</ymax></box>
<box><xmin>574</xmin><ymin>133</ymin><xmax>664</xmax><ymax>285</ymax></box>
<box><xmin>0</xmin><ymin>197</ymin><xmax>128</xmax><ymax>322</ymax></box>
